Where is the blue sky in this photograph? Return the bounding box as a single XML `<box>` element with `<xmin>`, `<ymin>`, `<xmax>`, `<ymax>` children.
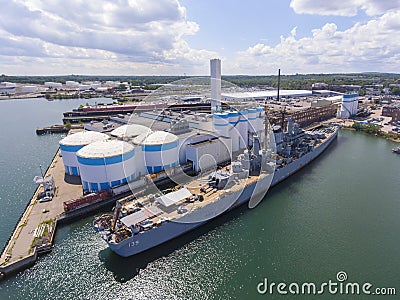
<box><xmin>181</xmin><ymin>0</ymin><xmax>368</xmax><ymax>52</ymax></box>
<box><xmin>1</xmin><ymin>0</ymin><xmax>399</xmax><ymax>75</ymax></box>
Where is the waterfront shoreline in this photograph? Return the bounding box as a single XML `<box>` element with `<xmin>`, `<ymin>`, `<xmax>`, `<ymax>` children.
<box><xmin>341</xmin><ymin>126</ymin><xmax>400</xmax><ymax>143</ymax></box>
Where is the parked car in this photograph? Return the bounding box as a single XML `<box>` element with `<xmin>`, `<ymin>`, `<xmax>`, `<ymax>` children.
<box><xmin>38</xmin><ymin>196</ymin><xmax>52</xmax><ymax>203</ymax></box>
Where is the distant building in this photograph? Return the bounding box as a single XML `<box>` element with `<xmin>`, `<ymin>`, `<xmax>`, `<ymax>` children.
<box><xmin>1</xmin><ymin>82</ymin><xmax>17</xmax><ymax>88</ymax></box>
<box><xmin>21</xmin><ymin>85</ymin><xmax>38</xmax><ymax>93</ymax></box>
<box><xmin>0</xmin><ymin>87</ymin><xmax>16</xmax><ymax>94</ymax></box>
<box><xmin>0</xmin><ymin>82</ymin><xmax>16</xmax><ymax>94</ymax></box>
<box><xmin>330</xmin><ymin>85</ymin><xmax>361</xmax><ymax>93</ymax></box>
<box><xmin>221</xmin><ymin>90</ymin><xmax>312</xmax><ymax>102</ymax></box>
<box><xmin>44</xmin><ymin>82</ymin><xmax>62</xmax><ymax>89</ymax></box>
<box><xmin>66</xmin><ymin>81</ymin><xmax>80</xmax><ymax>88</ymax></box>
<box><xmin>104</xmin><ymin>81</ymin><xmax>121</xmax><ymax>87</ymax></box>
<box><xmin>382</xmin><ymin>104</ymin><xmax>400</xmax><ymax>122</ymax></box>
<box><xmin>311</xmin><ymin>96</ymin><xmax>342</xmax><ymax>108</ymax></box>
<box><xmin>312</xmin><ymin>82</ymin><xmax>328</xmax><ymax>90</ymax></box>
<box><xmin>78</xmin><ymin>84</ymin><xmax>91</xmax><ymax>91</ymax></box>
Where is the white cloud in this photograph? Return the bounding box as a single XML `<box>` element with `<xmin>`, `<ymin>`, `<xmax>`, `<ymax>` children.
<box><xmin>229</xmin><ymin>10</ymin><xmax>400</xmax><ymax>74</ymax></box>
<box><xmin>290</xmin><ymin>0</ymin><xmax>400</xmax><ymax>16</ymax></box>
<box><xmin>0</xmin><ymin>0</ymin><xmax>216</xmax><ymax>74</ymax></box>
<box><xmin>1</xmin><ymin>0</ymin><xmax>400</xmax><ymax>75</ymax></box>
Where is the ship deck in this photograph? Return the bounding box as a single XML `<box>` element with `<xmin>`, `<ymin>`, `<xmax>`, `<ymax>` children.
<box><xmin>120</xmin><ymin>169</ymin><xmax>262</xmax><ymax>225</ymax></box>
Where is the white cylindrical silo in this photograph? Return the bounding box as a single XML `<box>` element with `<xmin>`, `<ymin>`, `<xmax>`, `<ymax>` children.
<box><xmin>228</xmin><ymin>111</ymin><xmax>240</xmax><ymax>152</ymax></box>
<box><xmin>110</xmin><ymin>124</ymin><xmax>151</xmax><ymax>140</ymax></box>
<box><xmin>77</xmin><ymin>140</ymin><xmax>136</xmax><ymax>192</ymax></box>
<box><xmin>247</xmin><ymin>108</ymin><xmax>258</xmax><ymax>133</ymax></box>
<box><xmin>59</xmin><ymin>131</ymin><xmax>110</xmax><ymax>176</ymax></box>
<box><xmin>256</xmin><ymin>107</ymin><xmax>265</xmax><ymax>143</ymax></box>
<box><xmin>213</xmin><ymin>112</ymin><xmax>229</xmax><ymax>137</ymax></box>
<box><xmin>340</xmin><ymin>93</ymin><xmax>359</xmax><ymax>118</ymax></box>
<box><xmin>140</xmin><ymin>131</ymin><xmax>179</xmax><ymax>174</ymax></box>
<box><xmin>237</xmin><ymin>110</ymin><xmax>248</xmax><ymax>149</ymax></box>
<box><xmin>132</xmin><ymin>131</ymin><xmax>153</xmax><ymax>176</ymax></box>
<box><xmin>256</xmin><ymin>107</ymin><xmax>265</xmax><ymax>131</ymax></box>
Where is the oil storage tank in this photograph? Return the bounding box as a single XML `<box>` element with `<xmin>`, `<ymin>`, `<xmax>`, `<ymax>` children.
<box><xmin>138</xmin><ymin>131</ymin><xmax>179</xmax><ymax>174</ymax></box>
<box><xmin>247</xmin><ymin>108</ymin><xmax>258</xmax><ymax>133</ymax></box>
<box><xmin>256</xmin><ymin>107</ymin><xmax>265</xmax><ymax>142</ymax></box>
<box><xmin>110</xmin><ymin>124</ymin><xmax>151</xmax><ymax>140</ymax></box>
<box><xmin>59</xmin><ymin>131</ymin><xmax>109</xmax><ymax>176</ymax></box>
<box><xmin>213</xmin><ymin>112</ymin><xmax>229</xmax><ymax>137</ymax></box>
<box><xmin>237</xmin><ymin>110</ymin><xmax>248</xmax><ymax>149</ymax></box>
<box><xmin>77</xmin><ymin>140</ymin><xmax>136</xmax><ymax>192</ymax></box>
<box><xmin>228</xmin><ymin>110</ymin><xmax>240</xmax><ymax>152</ymax></box>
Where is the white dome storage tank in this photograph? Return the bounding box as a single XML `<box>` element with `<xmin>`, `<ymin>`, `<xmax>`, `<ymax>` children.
<box><xmin>132</xmin><ymin>131</ymin><xmax>153</xmax><ymax>176</ymax></box>
<box><xmin>59</xmin><ymin>131</ymin><xmax>110</xmax><ymax>176</ymax></box>
<box><xmin>140</xmin><ymin>131</ymin><xmax>179</xmax><ymax>174</ymax></box>
<box><xmin>110</xmin><ymin>124</ymin><xmax>151</xmax><ymax>140</ymax></box>
<box><xmin>77</xmin><ymin>140</ymin><xmax>136</xmax><ymax>192</ymax></box>
<box><xmin>213</xmin><ymin>112</ymin><xmax>229</xmax><ymax>137</ymax></box>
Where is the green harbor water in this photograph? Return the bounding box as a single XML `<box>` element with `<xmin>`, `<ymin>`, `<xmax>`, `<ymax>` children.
<box><xmin>0</xmin><ymin>98</ymin><xmax>399</xmax><ymax>299</ymax></box>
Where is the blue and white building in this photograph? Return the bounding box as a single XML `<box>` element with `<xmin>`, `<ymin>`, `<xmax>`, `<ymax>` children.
<box><xmin>133</xmin><ymin>131</ymin><xmax>179</xmax><ymax>175</ymax></box>
<box><xmin>59</xmin><ymin>131</ymin><xmax>110</xmax><ymax>176</ymax></box>
<box><xmin>337</xmin><ymin>93</ymin><xmax>359</xmax><ymax>119</ymax></box>
<box><xmin>213</xmin><ymin>112</ymin><xmax>230</xmax><ymax>137</ymax></box>
<box><xmin>77</xmin><ymin>140</ymin><xmax>136</xmax><ymax>192</ymax></box>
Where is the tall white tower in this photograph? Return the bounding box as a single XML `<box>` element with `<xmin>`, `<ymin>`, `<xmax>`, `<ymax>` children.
<box><xmin>210</xmin><ymin>58</ymin><xmax>221</xmax><ymax>112</ymax></box>
<box><xmin>337</xmin><ymin>93</ymin><xmax>359</xmax><ymax>119</ymax></box>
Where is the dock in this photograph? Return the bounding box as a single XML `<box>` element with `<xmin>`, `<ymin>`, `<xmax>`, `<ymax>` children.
<box><xmin>0</xmin><ymin>132</ymin><xmax>146</xmax><ymax>280</ymax></box>
<box><xmin>36</xmin><ymin>124</ymin><xmax>83</xmax><ymax>135</ymax></box>
<box><xmin>0</xmin><ymin>147</ymin><xmax>85</xmax><ymax>279</ymax></box>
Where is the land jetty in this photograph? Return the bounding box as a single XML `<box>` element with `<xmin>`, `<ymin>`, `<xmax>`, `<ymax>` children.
<box><xmin>0</xmin><ymin>131</ymin><xmax>131</xmax><ymax>280</ymax></box>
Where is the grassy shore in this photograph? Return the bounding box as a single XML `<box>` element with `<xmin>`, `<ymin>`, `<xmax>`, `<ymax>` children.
<box><xmin>343</xmin><ymin>123</ymin><xmax>400</xmax><ymax>143</ymax></box>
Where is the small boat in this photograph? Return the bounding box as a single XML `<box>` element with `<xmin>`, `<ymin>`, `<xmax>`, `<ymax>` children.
<box><xmin>392</xmin><ymin>147</ymin><xmax>400</xmax><ymax>154</ymax></box>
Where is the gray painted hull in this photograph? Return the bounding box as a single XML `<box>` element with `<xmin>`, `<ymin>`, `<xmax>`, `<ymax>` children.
<box><xmin>107</xmin><ymin>130</ymin><xmax>338</xmax><ymax>257</ymax></box>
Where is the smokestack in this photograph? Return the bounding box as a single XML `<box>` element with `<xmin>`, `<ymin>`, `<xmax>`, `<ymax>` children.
<box><xmin>210</xmin><ymin>59</ymin><xmax>221</xmax><ymax>112</ymax></box>
<box><xmin>277</xmin><ymin>68</ymin><xmax>281</xmax><ymax>102</ymax></box>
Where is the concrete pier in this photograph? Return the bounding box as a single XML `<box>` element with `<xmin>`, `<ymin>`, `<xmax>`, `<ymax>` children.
<box><xmin>0</xmin><ymin>146</ymin><xmax>84</xmax><ymax>279</ymax></box>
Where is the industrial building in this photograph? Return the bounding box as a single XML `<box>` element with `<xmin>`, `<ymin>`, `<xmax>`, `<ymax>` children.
<box><xmin>269</xmin><ymin>105</ymin><xmax>338</xmax><ymax>129</ymax></box>
<box><xmin>58</xmin><ymin>59</ymin><xmax>271</xmax><ymax>193</ymax></box>
<box><xmin>60</xmin><ymin>101</ymin><xmax>266</xmax><ymax>193</ymax></box>
<box><xmin>311</xmin><ymin>96</ymin><xmax>342</xmax><ymax>108</ymax></box>
<box><xmin>0</xmin><ymin>82</ymin><xmax>16</xmax><ymax>94</ymax></box>
<box><xmin>20</xmin><ymin>85</ymin><xmax>38</xmax><ymax>93</ymax></box>
<box><xmin>221</xmin><ymin>90</ymin><xmax>312</xmax><ymax>102</ymax></box>
<box><xmin>44</xmin><ymin>82</ymin><xmax>62</xmax><ymax>89</ymax></box>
